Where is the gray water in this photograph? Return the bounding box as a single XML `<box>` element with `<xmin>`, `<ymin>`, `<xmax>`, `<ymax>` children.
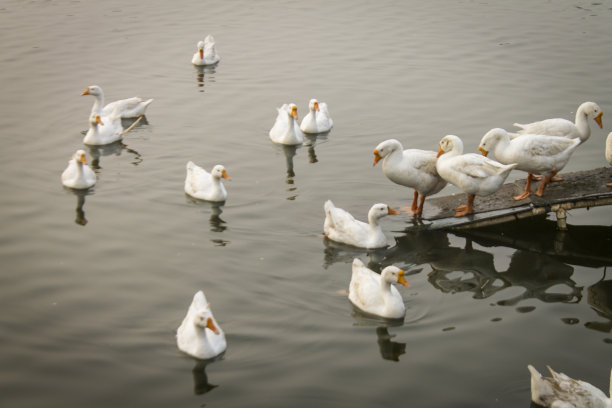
<box><xmin>1</xmin><ymin>0</ymin><xmax>611</xmax><ymax>407</ymax></box>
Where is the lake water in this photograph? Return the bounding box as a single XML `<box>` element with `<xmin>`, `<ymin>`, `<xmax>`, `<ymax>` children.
<box><xmin>1</xmin><ymin>0</ymin><xmax>611</xmax><ymax>407</ymax></box>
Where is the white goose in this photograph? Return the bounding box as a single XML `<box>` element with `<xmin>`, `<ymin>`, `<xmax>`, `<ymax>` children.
<box><xmin>528</xmin><ymin>365</ymin><xmax>612</xmax><ymax>408</ymax></box>
<box><xmin>185</xmin><ymin>162</ymin><xmax>231</xmax><ymax>202</ymax></box>
<box><xmin>513</xmin><ymin>101</ymin><xmax>603</xmax><ymax>145</ymax></box>
<box><xmin>81</xmin><ymin>85</ymin><xmax>153</xmax><ymax>119</ymax></box>
<box><xmin>192</xmin><ymin>34</ymin><xmax>220</xmax><ymax>66</ymax></box>
<box><xmin>61</xmin><ymin>149</ymin><xmax>96</xmax><ymax>189</ymax></box>
<box><xmin>349</xmin><ymin>258</ymin><xmax>410</xmax><ymax>319</ymax></box>
<box><xmin>177</xmin><ymin>290</ymin><xmax>226</xmax><ymax>360</ymax></box>
<box><xmin>269</xmin><ymin>103</ymin><xmax>304</xmax><ymax>145</ymax></box>
<box><xmin>436</xmin><ymin>135</ymin><xmax>517</xmax><ymax>217</ymax></box>
<box><xmin>478</xmin><ymin>128</ymin><xmax>581</xmax><ymax>200</ymax></box>
<box><xmin>323</xmin><ymin>200</ymin><xmax>398</xmax><ymax>248</ymax></box>
<box><xmin>606</xmin><ymin>132</ymin><xmax>612</xmax><ymax>188</ymax></box>
<box><xmin>300</xmin><ymin>99</ymin><xmax>333</xmax><ymax>134</ymax></box>
<box><xmin>373</xmin><ymin>139</ymin><xmax>447</xmax><ymax>215</ymax></box>
<box><xmin>82</xmin><ymin>106</ymin><xmax>124</xmax><ymax>146</ymax></box>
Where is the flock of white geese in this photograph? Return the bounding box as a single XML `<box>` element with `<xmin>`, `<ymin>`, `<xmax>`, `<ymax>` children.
<box><xmin>59</xmin><ymin>34</ymin><xmax>612</xmax><ymax>407</ymax></box>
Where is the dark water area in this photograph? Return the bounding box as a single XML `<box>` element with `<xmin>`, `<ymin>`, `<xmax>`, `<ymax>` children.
<box><xmin>0</xmin><ymin>1</ymin><xmax>611</xmax><ymax>407</ymax></box>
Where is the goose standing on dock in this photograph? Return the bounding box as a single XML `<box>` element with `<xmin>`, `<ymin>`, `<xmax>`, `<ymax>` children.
<box><xmin>348</xmin><ymin>258</ymin><xmax>410</xmax><ymax>320</ymax></box>
<box><xmin>512</xmin><ymin>101</ymin><xmax>603</xmax><ymax>145</ymax></box>
<box><xmin>61</xmin><ymin>149</ymin><xmax>96</xmax><ymax>189</ymax></box>
<box><xmin>478</xmin><ymin>128</ymin><xmax>581</xmax><ymax>200</ymax></box>
<box><xmin>269</xmin><ymin>103</ymin><xmax>304</xmax><ymax>145</ymax></box>
<box><xmin>527</xmin><ymin>365</ymin><xmax>612</xmax><ymax>408</ymax></box>
<box><xmin>300</xmin><ymin>99</ymin><xmax>333</xmax><ymax>134</ymax></box>
<box><xmin>192</xmin><ymin>34</ymin><xmax>220</xmax><ymax>66</ymax></box>
<box><xmin>177</xmin><ymin>290</ymin><xmax>226</xmax><ymax>360</ymax></box>
<box><xmin>436</xmin><ymin>135</ymin><xmax>517</xmax><ymax>217</ymax></box>
<box><xmin>606</xmin><ymin>132</ymin><xmax>612</xmax><ymax>187</ymax></box>
<box><xmin>184</xmin><ymin>162</ymin><xmax>231</xmax><ymax>202</ymax></box>
<box><xmin>81</xmin><ymin>85</ymin><xmax>153</xmax><ymax>119</ymax></box>
<box><xmin>323</xmin><ymin>200</ymin><xmax>398</xmax><ymax>248</ymax></box>
<box><xmin>373</xmin><ymin>139</ymin><xmax>447</xmax><ymax>215</ymax></box>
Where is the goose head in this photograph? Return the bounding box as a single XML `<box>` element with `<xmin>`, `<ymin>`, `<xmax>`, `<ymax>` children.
<box><xmin>437</xmin><ymin>135</ymin><xmax>463</xmax><ymax>157</ymax></box>
<box><xmin>309</xmin><ymin>99</ymin><xmax>320</xmax><ymax>112</ymax></box>
<box><xmin>478</xmin><ymin>128</ymin><xmax>509</xmax><ymax>157</ymax></box>
<box><xmin>381</xmin><ymin>265</ymin><xmax>410</xmax><ymax>288</ymax></box>
<box><xmin>578</xmin><ymin>101</ymin><xmax>603</xmax><ymax>128</ymax></box>
<box><xmin>372</xmin><ymin>139</ymin><xmax>402</xmax><ymax>166</ymax></box>
<box><xmin>192</xmin><ymin>309</ymin><xmax>220</xmax><ymax>335</ymax></box>
<box><xmin>287</xmin><ymin>103</ymin><xmax>299</xmax><ymax>120</ymax></box>
<box><xmin>73</xmin><ymin>149</ymin><xmax>88</xmax><ymax>165</ymax></box>
<box><xmin>196</xmin><ymin>40</ymin><xmax>205</xmax><ymax>59</ymax></box>
<box><xmin>368</xmin><ymin>203</ymin><xmax>398</xmax><ymax>224</ymax></box>
<box><xmin>211</xmin><ymin>165</ymin><xmax>231</xmax><ymax>181</ymax></box>
<box><xmin>81</xmin><ymin>85</ymin><xmax>103</xmax><ymax>97</ymax></box>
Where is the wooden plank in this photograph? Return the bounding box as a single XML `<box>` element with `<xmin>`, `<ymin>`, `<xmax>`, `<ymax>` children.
<box><xmin>396</xmin><ymin>167</ymin><xmax>612</xmax><ymax>231</ymax></box>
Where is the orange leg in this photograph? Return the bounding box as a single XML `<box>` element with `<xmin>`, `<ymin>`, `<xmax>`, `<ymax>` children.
<box><xmin>514</xmin><ymin>174</ymin><xmax>533</xmax><ymax>200</ymax></box>
<box><xmin>410</xmin><ymin>190</ymin><xmax>419</xmax><ymax>213</ymax></box>
<box><xmin>606</xmin><ymin>182</ymin><xmax>612</xmax><ymax>187</ymax></box>
<box><xmin>536</xmin><ymin>169</ymin><xmax>558</xmax><ymax>197</ymax></box>
<box><xmin>455</xmin><ymin>194</ymin><xmax>475</xmax><ymax>217</ymax></box>
<box><xmin>414</xmin><ymin>194</ymin><xmax>426</xmax><ymax>215</ymax></box>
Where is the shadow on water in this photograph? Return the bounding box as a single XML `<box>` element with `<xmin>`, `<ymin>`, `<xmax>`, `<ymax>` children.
<box><xmin>194</xmin><ymin>64</ymin><xmax>218</xmax><ymax>91</ymax></box>
<box><xmin>185</xmin><ymin>196</ymin><xmax>229</xmax><ymax>246</ymax></box>
<box><xmin>63</xmin><ymin>187</ymin><xmax>94</xmax><ymax>226</ymax></box>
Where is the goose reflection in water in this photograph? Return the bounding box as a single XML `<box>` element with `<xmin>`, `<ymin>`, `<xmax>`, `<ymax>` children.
<box><xmin>185</xmin><ymin>197</ymin><xmax>230</xmax><ymax>246</ymax></box>
<box><xmin>86</xmin><ymin>139</ymin><xmax>143</xmax><ymax>170</ymax></box>
<box><xmin>350</xmin><ymin>309</ymin><xmax>406</xmax><ymax>362</ymax></box>
<box><xmin>321</xmin><ymin>238</ymin><xmax>388</xmax><ymax>269</ymax></box>
<box><xmin>64</xmin><ymin>188</ymin><xmax>93</xmax><ymax>226</ymax></box>
<box><xmin>586</xmin><ymin>268</ymin><xmax>612</xmax><ymax>334</ymax></box>
<box><xmin>190</xmin><ymin>358</ymin><xmax>219</xmax><ymax>395</ymax></box>
<box><xmin>194</xmin><ymin>65</ymin><xmax>217</xmax><ymax>92</ymax></box>
<box><xmin>304</xmin><ymin>132</ymin><xmax>329</xmax><ymax>164</ymax></box>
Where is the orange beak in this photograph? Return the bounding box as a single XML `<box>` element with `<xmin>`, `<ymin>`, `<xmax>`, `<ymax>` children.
<box><xmin>387</xmin><ymin>206</ymin><xmax>399</xmax><ymax>215</ymax></box>
<box><xmin>81</xmin><ymin>87</ymin><xmax>90</xmax><ymax>96</ymax></box>
<box><xmin>314</xmin><ymin>101</ymin><xmax>319</xmax><ymax>111</ymax></box>
<box><xmin>436</xmin><ymin>143</ymin><xmax>445</xmax><ymax>158</ymax></box>
<box><xmin>206</xmin><ymin>318</ymin><xmax>220</xmax><ymax>335</ymax></box>
<box><xmin>397</xmin><ymin>270</ymin><xmax>410</xmax><ymax>288</ymax></box>
<box><xmin>96</xmin><ymin>115</ymin><xmax>104</xmax><ymax>126</ymax></box>
<box><xmin>372</xmin><ymin>150</ymin><xmax>382</xmax><ymax>166</ymax></box>
<box><xmin>199</xmin><ymin>48</ymin><xmax>204</xmax><ymax>59</ymax></box>
<box><xmin>478</xmin><ymin>146</ymin><xmax>488</xmax><ymax>157</ymax></box>
<box><xmin>222</xmin><ymin>169</ymin><xmax>231</xmax><ymax>181</ymax></box>
<box><xmin>291</xmin><ymin>106</ymin><xmax>298</xmax><ymax>119</ymax></box>
<box><xmin>594</xmin><ymin>112</ymin><xmax>603</xmax><ymax>128</ymax></box>
<box><xmin>79</xmin><ymin>154</ymin><xmax>87</xmax><ymax>164</ymax></box>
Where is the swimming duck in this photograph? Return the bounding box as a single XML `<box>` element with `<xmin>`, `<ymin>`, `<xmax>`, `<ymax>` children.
<box><xmin>61</xmin><ymin>149</ymin><xmax>96</xmax><ymax>189</ymax></box>
<box><xmin>478</xmin><ymin>128</ymin><xmax>581</xmax><ymax>200</ymax></box>
<box><xmin>436</xmin><ymin>135</ymin><xmax>517</xmax><ymax>217</ymax></box>
<box><xmin>513</xmin><ymin>101</ymin><xmax>603</xmax><ymax>145</ymax></box>
<box><xmin>528</xmin><ymin>365</ymin><xmax>612</xmax><ymax>408</ymax></box>
<box><xmin>323</xmin><ymin>200</ymin><xmax>398</xmax><ymax>248</ymax></box>
<box><xmin>348</xmin><ymin>258</ymin><xmax>409</xmax><ymax>319</ymax></box>
<box><xmin>373</xmin><ymin>139</ymin><xmax>447</xmax><ymax>215</ymax></box>
<box><xmin>81</xmin><ymin>85</ymin><xmax>153</xmax><ymax>119</ymax></box>
<box><xmin>184</xmin><ymin>161</ymin><xmax>231</xmax><ymax>202</ymax></box>
<box><xmin>177</xmin><ymin>290</ymin><xmax>226</xmax><ymax>360</ymax></box>
<box><xmin>300</xmin><ymin>99</ymin><xmax>333</xmax><ymax>134</ymax></box>
<box><xmin>269</xmin><ymin>103</ymin><xmax>304</xmax><ymax>145</ymax></box>
<box><xmin>606</xmin><ymin>132</ymin><xmax>612</xmax><ymax>187</ymax></box>
<box><xmin>192</xmin><ymin>34</ymin><xmax>220</xmax><ymax>66</ymax></box>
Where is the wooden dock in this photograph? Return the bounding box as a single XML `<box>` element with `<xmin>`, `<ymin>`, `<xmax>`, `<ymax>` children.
<box><xmin>398</xmin><ymin>167</ymin><xmax>612</xmax><ymax>231</ymax></box>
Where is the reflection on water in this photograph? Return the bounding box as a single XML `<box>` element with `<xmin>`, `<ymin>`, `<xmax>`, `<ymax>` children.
<box><xmin>190</xmin><ymin>358</ymin><xmax>219</xmax><ymax>395</ymax></box>
<box><xmin>185</xmin><ymin>197</ymin><xmax>230</xmax><ymax>246</ymax></box>
<box><xmin>322</xmin><ymin>237</ymin><xmax>388</xmax><ymax>270</ymax></box>
<box><xmin>281</xmin><ymin>144</ymin><xmax>298</xmax><ymax>201</ymax></box>
<box><xmin>194</xmin><ymin>65</ymin><xmax>217</xmax><ymax>91</ymax></box>
<box><xmin>86</xmin><ymin>140</ymin><xmax>143</xmax><ymax>170</ymax></box>
<box><xmin>304</xmin><ymin>132</ymin><xmax>329</xmax><ymax>164</ymax></box>
<box><xmin>64</xmin><ymin>188</ymin><xmax>93</xmax><ymax>226</ymax></box>
<box><xmin>376</xmin><ymin>327</ymin><xmax>406</xmax><ymax>362</ymax></box>
<box><xmin>586</xmin><ymin>269</ymin><xmax>612</xmax><ymax>334</ymax></box>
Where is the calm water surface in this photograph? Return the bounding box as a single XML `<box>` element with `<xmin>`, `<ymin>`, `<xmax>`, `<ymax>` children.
<box><xmin>0</xmin><ymin>1</ymin><xmax>611</xmax><ymax>407</ymax></box>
